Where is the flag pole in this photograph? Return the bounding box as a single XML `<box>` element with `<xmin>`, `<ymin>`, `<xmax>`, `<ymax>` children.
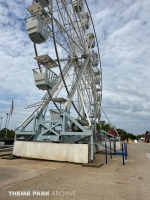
<box><xmin>7</xmin><ymin>114</ymin><xmax>10</xmax><ymax>129</ymax></box>
<box><xmin>7</xmin><ymin>99</ymin><xmax>14</xmax><ymax>130</ymax></box>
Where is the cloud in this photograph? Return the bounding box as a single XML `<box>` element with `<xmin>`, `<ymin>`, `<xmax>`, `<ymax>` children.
<box><xmin>0</xmin><ymin>0</ymin><xmax>150</xmax><ymax>135</ymax></box>
<box><xmin>92</xmin><ymin>0</ymin><xmax>150</xmax><ymax>134</ymax></box>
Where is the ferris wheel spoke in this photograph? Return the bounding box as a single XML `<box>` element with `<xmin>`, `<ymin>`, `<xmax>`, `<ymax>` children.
<box><xmin>73</xmin><ymin>14</ymin><xmax>85</xmax><ymax>50</ymax></box>
<box><xmin>54</xmin><ymin>30</ymin><xmax>72</xmax><ymax>53</ymax></box>
<box><xmin>60</xmin><ymin>1</ymin><xmax>85</xmax><ymax>50</ymax></box>
<box><xmin>48</xmin><ymin>27</ymin><xmax>74</xmax><ymax>55</ymax></box>
<box><xmin>65</xmin><ymin>57</ymin><xmax>90</xmax><ymax>109</ymax></box>
<box><xmin>49</xmin><ymin>1</ymin><xmax>87</xmax><ymax>55</ymax></box>
<box><xmin>82</xmin><ymin>66</ymin><xmax>99</xmax><ymax>118</ymax></box>
<box><xmin>33</xmin><ymin>43</ymin><xmax>42</xmax><ymax>73</ymax></box>
<box><xmin>47</xmin><ymin>10</ymin><xmax>74</xmax><ymax>55</ymax></box>
<box><xmin>80</xmin><ymin>78</ymin><xmax>92</xmax><ymax>106</ymax></box>
<box><xmin>80</xmin><ymin>77</ymin><xmax>93</xmax><ymax>115</ymax></box>
<box><xmin>39</xmin><ymin>59</ymin><xmax>75</xmax><ymax>112</ymax></box>
<box><xmin>53</xmin><ymin>17</ymin><xmax>84</xmax><ymax>54</ymax></box>
<box><xmin>54</xmin><ymin>2</ymin><xmax>75</xmax><ymax>54</ymax></box>
<box><xmin>77</xmin><ymin>87</ymin><xmax>91</xmax><ymax>126</ymax></box>
<box><xmin>51</xmin><ymin>3</ymin><xmax>85</xmax><ymax>120</ymax></box>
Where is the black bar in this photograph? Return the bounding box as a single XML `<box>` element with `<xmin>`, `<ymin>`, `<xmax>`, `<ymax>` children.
<box><xmin>105</xmin><ymin>142</ymin><xmax>108</xmax><ymax>164</ymax></box>
<box><xmin>110</xmin><ymin>141</ymin><xmax>112</xmax><ymax>159</ymax></box>
<box><xmin>122</xmin><ymin>143</ymin><xmax>125</xmax><ymax>165</ymax></box>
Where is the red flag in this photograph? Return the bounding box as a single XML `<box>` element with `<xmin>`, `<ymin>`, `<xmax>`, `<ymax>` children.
<box><xmin>10</xmin><ymin>100</ymin><xmax>14</xmax><ymax>116</ymax></box>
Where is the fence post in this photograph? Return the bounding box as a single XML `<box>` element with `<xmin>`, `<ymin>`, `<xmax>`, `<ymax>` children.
<box><xmin>105</xmin><ymin>142</ymin><xmax>108</xmax><ymax>164</ymax></box>
<box><xmin>114</xmin><ymin>140</ymin><xmax>116</xmax><ymax>155</ymax></box>
<box><xmin>124</xmin><ymin>142</ymin><xmax>128</xmax><ymax>160</ymax></box>
<box><xmin>122</xmin><ymin>143</ymin><xmax>125</xmax><ymax>165</ymax></box>
<box><xmin>110</xmin><ymin>141</ymin><xmax>112</xmax><ymax>159</ymax></box>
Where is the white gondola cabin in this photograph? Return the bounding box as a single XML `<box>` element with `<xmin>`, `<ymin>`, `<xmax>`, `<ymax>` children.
<box><xmin>33</xmin><ymin>67</ymin><xmax>58</xmax><ymax>90</ymax></box>
<box><xmin>35</xmin><ymin>0</ymin><xmax>51</xmax><ymax>8</ymax></box>
<box><xmin>25</xmin><ymin>14</ymin><xmax>51</xmax><ymax>44</ymax></box>
<box><xmin>33</xmin><ymin>55</ymin><xmax>58</xmax><ymax>90</ymax></box>
<box><xmin>95</xmin><ymin>77</ymin><xmax>100</xmax><ymax>84</ymax></box>
<box><xmin>72</xmin><ymin>0</ymin><xmax>83</xmax><ymax>13</ymax></box>
<box><xmin>81</xmin><ymin>12</ymin><xmax>90</xmax><ymax>30</ymax></box>
<box><xmin>97</xmin><ymin>94</ymin><xmax>101</xmax><ymax>101</ymax></box>
<box><xmin>87</xmin><ymin>33</ymin><xmax>95</xmax><ymax>48</ymax></box>
<box><xmin>91</xmin><ymin>50</ymin><xmax>99</xmax><ymax>67</ymax></box>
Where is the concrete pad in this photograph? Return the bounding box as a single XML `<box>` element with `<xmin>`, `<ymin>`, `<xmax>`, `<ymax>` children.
<box><xmin>0</xmin><ymin>158</ymin><xmax>68</xmax><ymax>191</ymax></box>
<box><xmin>0</xmin><ymin>142</ymin><xmax>150</xmax><ymax>200</ymax></box>
<box><xmin>145</xmin><ymin>153</ymin><xmax>150</xmax><ymax>160</ymax></box>
<box><xmin>0</xmin><ymin>152</ymin><xmax>12</xmax><ymax>157</ymax></box>
<box><xmin>82</xmin><ymin>162</ymin><xmax>104</xmax><ymax>168</ymax></box>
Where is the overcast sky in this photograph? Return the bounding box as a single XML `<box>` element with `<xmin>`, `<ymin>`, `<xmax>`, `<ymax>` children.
<box><xmin>0</xmin><ymin>0</ymin><xmax>149</xmax><ymax>135</ymax></box>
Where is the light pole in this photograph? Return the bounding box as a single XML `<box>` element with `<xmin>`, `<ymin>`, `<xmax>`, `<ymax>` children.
<box><xmin>0</xmin><ymin>117</ymin><xmax>2</xmax><ymax>131</ymax></box>
<box><xmin>5</xmin><ymin>113</ymin><xmax>10</xmax><ymax>138</ymax></box>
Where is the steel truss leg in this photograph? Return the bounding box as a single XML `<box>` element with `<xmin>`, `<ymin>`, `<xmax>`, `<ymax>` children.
<box><xmin>90</xmin><ymin>134</ymin><xmax>94</xmax><ymax>162</ymax></box>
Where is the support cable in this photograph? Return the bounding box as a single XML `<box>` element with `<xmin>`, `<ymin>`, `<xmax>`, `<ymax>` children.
<box><xmin>100</xmin><ymin>107</ymin><xmax>119</xmax><ymax>136</ymax></box>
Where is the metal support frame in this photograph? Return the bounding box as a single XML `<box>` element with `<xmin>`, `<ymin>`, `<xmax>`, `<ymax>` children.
<box><xmin>15</xmin><ymin>110</ymin><xmax>94</xmax><ymax>161</ymax></box>
<box><xmin>14</xmin><ymin>0</ymin><xmax>103</xmax><ymax>163</ymax></box>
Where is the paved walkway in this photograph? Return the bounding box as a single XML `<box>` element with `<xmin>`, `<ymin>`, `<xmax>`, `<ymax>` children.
<box><xmin>0</xmin><ymin>141</ymin><xmax>150</xmax><ymax>200</ymax></box>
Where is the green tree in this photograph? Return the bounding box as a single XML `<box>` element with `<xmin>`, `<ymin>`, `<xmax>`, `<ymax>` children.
<box><xmin>136</xmin><ymin>134</ymin><xmax>145</xmax><ymax>140</ymax></box>
<box><xmin>0</xmin><ymin>128</ymin><xmax>15</xmax><ymax>138</ymax></box>
<box><xmin>97</xmin><ymin>122</ymin><xmax>137</xmax><ymax>140</ymax></box>
<box><xmin>116</xmin><ymin>128</ymin><xmax>128</xmax><ymax>138</ymax></box>
<box><xmin>127</xmin><ymin>133</ymin><xmax>136</xmax><ymax>140</ymax></box>
<box><xmin>100</xmin><ymin>123</ymin><xmax>112</xmax><ymax>132</ymax></box>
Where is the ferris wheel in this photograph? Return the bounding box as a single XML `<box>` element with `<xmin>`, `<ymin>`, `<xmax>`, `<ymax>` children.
<box><xmin>14</xmin><ymin>0</ymin><xmax>102</xmax><ymax>162</ymax></box>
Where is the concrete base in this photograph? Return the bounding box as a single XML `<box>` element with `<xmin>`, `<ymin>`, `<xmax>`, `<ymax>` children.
<box><xmin>13</xmin><ymin>141</ymin><xmax>89</xmax><ymax>164</ymax></box>
<box><xmin>94</xmin><ymin>141</ymin><xmax>121</xmax><ymax>153</ymax></box>
<box><xmin>82</xmin><ymin>162</ymin><xmax>104</xmax><ymax>168</ymax></box>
